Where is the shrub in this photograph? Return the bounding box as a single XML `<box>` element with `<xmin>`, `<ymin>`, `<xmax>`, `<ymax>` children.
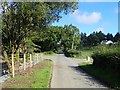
<box><xmin>43</xmin><ymin>51</ymin><xmax>55</xmax><ymax>55</ymax></box>
<box><xmin>64</xmin><ymin>49</ymin><xmax>81</xmax><ymax>58</ymax></box>
<box><xmin>91</xmin><ymin>46</ymin><xmax>120</xmax><ymax>73</ymax></box>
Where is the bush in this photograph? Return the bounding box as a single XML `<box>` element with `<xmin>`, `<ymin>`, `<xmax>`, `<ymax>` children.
<box><xmin>91</xmin><ymin>46</ymin><xmax>120</xmax><ymax>73</ymax></box>
<box><xmin>64</xmin><ymin>49</ymin><xmax>81</xmax><ymax>58</ymax></box>
<box><xmin>43</xmin><ymin>51</ymin><xmax>55</xmax><ymax>55</ymax></box>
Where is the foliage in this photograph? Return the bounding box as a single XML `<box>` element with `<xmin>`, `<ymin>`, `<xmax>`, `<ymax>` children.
<box><xmin>2</xmin><ymin>60</ymin><xmax>53</xmax><ymax>88</ymax></box>
<box><xmin>91</xmin><ymin>46</ymin><xmax>120</xmax><ymax>73</ymax></box>
<box><xmin>78</xmin><ymin>50</ymin><xmax>93</xmax><ymax>59</ymax></box>
<box><xmin>43</xmin><ymin>51</ymin><xmax>55</xmax><ymax>55</ymax></box>
<box><xmin>33</xmin><ymin>24</ymin><xmax>80</xmax><ymax>52</ymax></box>
<box><xmin>106</xmin><ymin>33</ymin><xmax>114</xmax><ymax>41</ymax></box>
<box><xmin>61</xmin><ymin>24</ymin><xmax>80</xmax><ymax>51</ymax></box>
<box><xmin>79</xmin><ymin>31</ymin><xmax>120</xmax><ymax>48</ymax></box>
<box><xmin>79</xmin><ymin>62</ymin><xmax>120</xmax><ymax>90</ymax></box>
<box><xmin>1</xmin><ymin>2</ymin><xmax>78</xmax><ymax>72</ymax></box>
<box><xmin>33</xmin><ymin>26</ymin><xmax>63</xmax><ymax>52</ymax></box>
<box><xmin>80</xmin><ymin>31</ymin><xmax>105</xmax><ymax>47</ymax></box>
<box><xmin>64</xmin><ymin>49</ymin><xmax>81</xmax><ymax>58</ymax></box>
<box><xmin>114</xmin><ymin>32</ymin><xmax>120</xmax><ymax>42</ymax></box>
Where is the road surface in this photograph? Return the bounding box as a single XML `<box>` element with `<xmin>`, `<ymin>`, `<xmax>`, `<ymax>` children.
<box><xmin>43</xmin><ymin>54</ymin><xmax>109</xmax><ymax>89</ymax></box>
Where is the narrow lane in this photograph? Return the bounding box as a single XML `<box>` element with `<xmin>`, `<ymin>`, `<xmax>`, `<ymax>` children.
<box><xmin>43</xmin><ymin>54</ymin><xmax>108</xmax><ymax>89</ymax></box>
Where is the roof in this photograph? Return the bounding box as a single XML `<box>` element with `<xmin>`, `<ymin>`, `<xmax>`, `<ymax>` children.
<box><xmin>105</xmin><ymin>40</ymin><xmax>113</xmax><ymax>44</ymax></box>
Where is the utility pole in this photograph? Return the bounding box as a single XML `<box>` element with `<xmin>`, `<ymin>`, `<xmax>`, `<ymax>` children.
<box><xmin>71</xmin><ymin>32</ymin><xmax>75</xmax><ymax>50</ymax></box>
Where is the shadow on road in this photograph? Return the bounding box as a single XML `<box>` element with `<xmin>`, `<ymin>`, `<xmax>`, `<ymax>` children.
<box><xmin>69</xmin><ymin>66</ymin><xmax>105</xmax><ymax>84</ymax></box>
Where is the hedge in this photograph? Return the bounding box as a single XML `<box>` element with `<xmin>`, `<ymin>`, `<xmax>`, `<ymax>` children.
<box><xmin>91</xmin><ymin>46</ymin><xmax>120</xmax><ymax>73</ymax></box>
<box><xmin>64</xmin><ymin>49</ymin><xmax>81</xmax><ymax>57</ymax></box>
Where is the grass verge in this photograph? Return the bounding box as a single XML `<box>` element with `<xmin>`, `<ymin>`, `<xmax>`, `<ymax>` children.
<box><xmin>79</xmin><ymin>50</ymin><xmax>93</xmax><ymax>59</ymax></box>
<box><xmin>68</xmin><ymin>50</ymin><xmax>93</xmax><ymax>59</ymax></box>
<box><xmin>79</xmin><ymin>62</ymin><xmax>120</xmax><ymax>90</ymax></box>
<box><xmin>2</xmin><ymin>60</ymin><xmax>53</xmax><ymax>89</ymax></box>
<box><xmin>43</xmin><ymin>51</ymin><xmax>56</xmax><ymax>56</ymax></box>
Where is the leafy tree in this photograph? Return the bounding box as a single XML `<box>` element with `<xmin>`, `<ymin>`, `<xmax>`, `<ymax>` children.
<box><xmin>33</xmin><ymin>26</ymin><xmax>62</xmax><ymax>52</ymax></box>
<box><xmin>106</xmin><ymin>33</ymin><xmax>114</xmax><ymax>41</ymax></box>
<box><xmin>114</xmin><ymin>32</ymin><xmax>120</xmax><ymax>42</ymax></box>
<box><xmin>87</xmin><ymin>32</ymin><xmax>99</xmax><ymax>46</ymax></box>
<box><xmin>80</xmin><ymin>32</ymin><xmax>88</xmax><ymax>46</ymax></box>
<box><xmin>96</xmin><ymin>31</ymin><xmax>105</xmax><ymax>42</ymax></box>
<box><xmin>33</xmin><ymin>24</ymin><xmax>80</xmax><ymax>52</ymax></box>
<box><xmin>61</xmin><ymin>24</ymin><xmax>80</xmax><ymax>51</ymax></box>
<box><xmin>1</xmin><ymin>2</ymin><xmax>78</xmax><ymax>74</ymax></box>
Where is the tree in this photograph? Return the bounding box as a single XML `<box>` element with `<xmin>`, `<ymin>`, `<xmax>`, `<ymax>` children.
<box><xmin>87</xmin><ymin>32</ymin><xmax>99</xmax><ymax>46</ymax></box>
<box><xmin>33</xmin><ymin>26</ymin><xmax>63</xmax><ymax>52</ymax></box>
<box><xmin>61</xmin><ymin>24</ymin><xmax>80</xmax><ymax>51</ymax></box>
<box><xmin>1</xmin><ymin>2</ymin><xmax>78</xmax><ymax>76</ymax></box>
<box><xmin>96</xmin><ymin>31</ymin><xmax>105</xmax><ymax>42</ymax></box>
<box><xmin>114</xmin><ymin>32</ymin><xmax>120</xmax><ymax>42</ymax></box>
<box><xmin>80</xmin><ymin>32</ymin><xmax>87</xmax><ymax>46</ymax></box>
<box><xmin>106</xmin><ymin>33</ymin><xmax>114</xmax><ymax>41</ymax></box>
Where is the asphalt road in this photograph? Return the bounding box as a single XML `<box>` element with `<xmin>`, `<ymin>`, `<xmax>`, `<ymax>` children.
<box><xmin>43</xmin><ymin>54</ymin><xmax>109</xmax><ymax>89</ymax></box>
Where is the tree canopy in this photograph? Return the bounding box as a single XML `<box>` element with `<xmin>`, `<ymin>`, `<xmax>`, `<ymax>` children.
<box><xmin>1</xmin><ymin>2</ymin><xmax>78</xmax><ymax>54</ymax></box>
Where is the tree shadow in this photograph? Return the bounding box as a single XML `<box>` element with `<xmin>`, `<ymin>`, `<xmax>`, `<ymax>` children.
<box><xmin>69</xmin><ymin>65</ymin><xmax>106</xmax><ymax>86</ymax></box>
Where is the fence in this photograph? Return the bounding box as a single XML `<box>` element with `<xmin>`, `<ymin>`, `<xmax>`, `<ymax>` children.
<box><xmin>1</xmin><ymin>53</ymin><xmax>43</xmax><ymax>77</ymax></box>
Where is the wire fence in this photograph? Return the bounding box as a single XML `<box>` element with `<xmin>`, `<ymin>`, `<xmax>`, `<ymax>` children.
<box><xmin>0</xmin><ymin>53</ymin><xmax>43</xmax><ymax>76</ymax></box>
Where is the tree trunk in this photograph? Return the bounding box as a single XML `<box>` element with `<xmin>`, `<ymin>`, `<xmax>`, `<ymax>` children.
<box><xmin>71</xmin><ymin>34</ymin><xmax>75</xmax><ymax>50</ymax></box>
<box><xmin>3</xmin><ymin>50</ymin><xmax>12</xmax><ymax>73</ymax></box>
<box><xmin>30</xmin><ymin>53</ymin><xmax>32</xmax><ymax>67</ymax></box>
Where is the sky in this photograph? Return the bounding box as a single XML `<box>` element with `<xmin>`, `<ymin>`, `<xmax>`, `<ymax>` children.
<box><xmin>52</xmin><ymin>1</ymin><xmax>119</xmax><ymax>36</ymax></box>
<box><xmin>0</xmin><ymin>0</ymin><xmax>119</xmax><ymax>36</ymax></box>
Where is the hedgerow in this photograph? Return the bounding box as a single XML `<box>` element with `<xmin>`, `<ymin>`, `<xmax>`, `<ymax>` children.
<box><xmin>91</xmin><ymin>46</ymin><xmax>120</xmax><ymax>73</ymax></box>
<box><xmin>64</xmin><ymin>49</ymin><xmax>81</xmax><ymax>57</ymax></box>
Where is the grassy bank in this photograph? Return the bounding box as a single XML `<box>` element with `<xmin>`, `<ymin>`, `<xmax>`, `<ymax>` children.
<box><xmin>64</xmin><ymin>49</ymin><xmax>93</xmax><ymax>59</ymax></box>
<box><xmin>2</xmin><ymin>60</ymin><xmax>53</xmax><ymax>89</ymax></box>
<box><xmin>43</xmin><ymin>51</ymin><xmax>56</xmax><ymax>56</ymax></box>
<box><xmin>79</xmin><ymin>62</ymin><xmax>120</xmax><ymax>90</ymax></box>
<box><xmin>78</xmin><ymin>50</ymin><xmax>93</xmax><ymax>59</ymax></box>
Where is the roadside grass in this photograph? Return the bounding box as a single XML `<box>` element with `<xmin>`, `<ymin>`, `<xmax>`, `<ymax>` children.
<box><xmin>43</xmin><ymin>51</ymin><xmax>56</xmax><ymax>56</ymax></box>
<box><xmin>69</xmin><ymin>50</ymin><xmax>93</xmax><ymax>59</ymax></box>
<box><xmin>79</xmin><ymin>62</ymin><xmax>120</xmax><ymax>90</ymax></box>
<box><xmin>2</xmin><ymin>60</ymin><xmax>53</xmax><ymax>88</ymax></box>
<box><xmin>78</xmin><ymin>50</ymin><xmax>93</xmax><ymax>59</ymax></box>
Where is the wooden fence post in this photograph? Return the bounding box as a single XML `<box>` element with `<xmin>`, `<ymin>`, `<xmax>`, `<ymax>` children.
<box><xmin>11</xmin><ymin>53</ymin><xmax>15</xmax><ymax>77</ymax></box>
<box><xmin>23</xmin><ymin>53</ymin><xmax>26</xmax><ymax>70</ymax></box>
<box><xmin>37</xmin><ymin>53</ymin><xmax>39</xmax><ymax>63</ymax></box>
<box><xmin>87</xmin><ymin>56</ymin><xmax>90</xmax><ymax>62</ymax></box>
<box><xmin>30</xmin><ymin>53</ymin><xmax>32</xmax><ymax>67</ymax></box>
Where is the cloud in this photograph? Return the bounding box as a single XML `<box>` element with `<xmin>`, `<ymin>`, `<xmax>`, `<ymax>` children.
<box><xmin>71</xmin><ymin>10</ymin><xmax>101</xmax><ymax>25</ymax></box>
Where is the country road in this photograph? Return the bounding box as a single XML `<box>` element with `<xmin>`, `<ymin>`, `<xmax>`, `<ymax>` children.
<box><xmin>43</xmin><ymin>54</ymin><xmax>109</xmax><ymax>89</ymax></box>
